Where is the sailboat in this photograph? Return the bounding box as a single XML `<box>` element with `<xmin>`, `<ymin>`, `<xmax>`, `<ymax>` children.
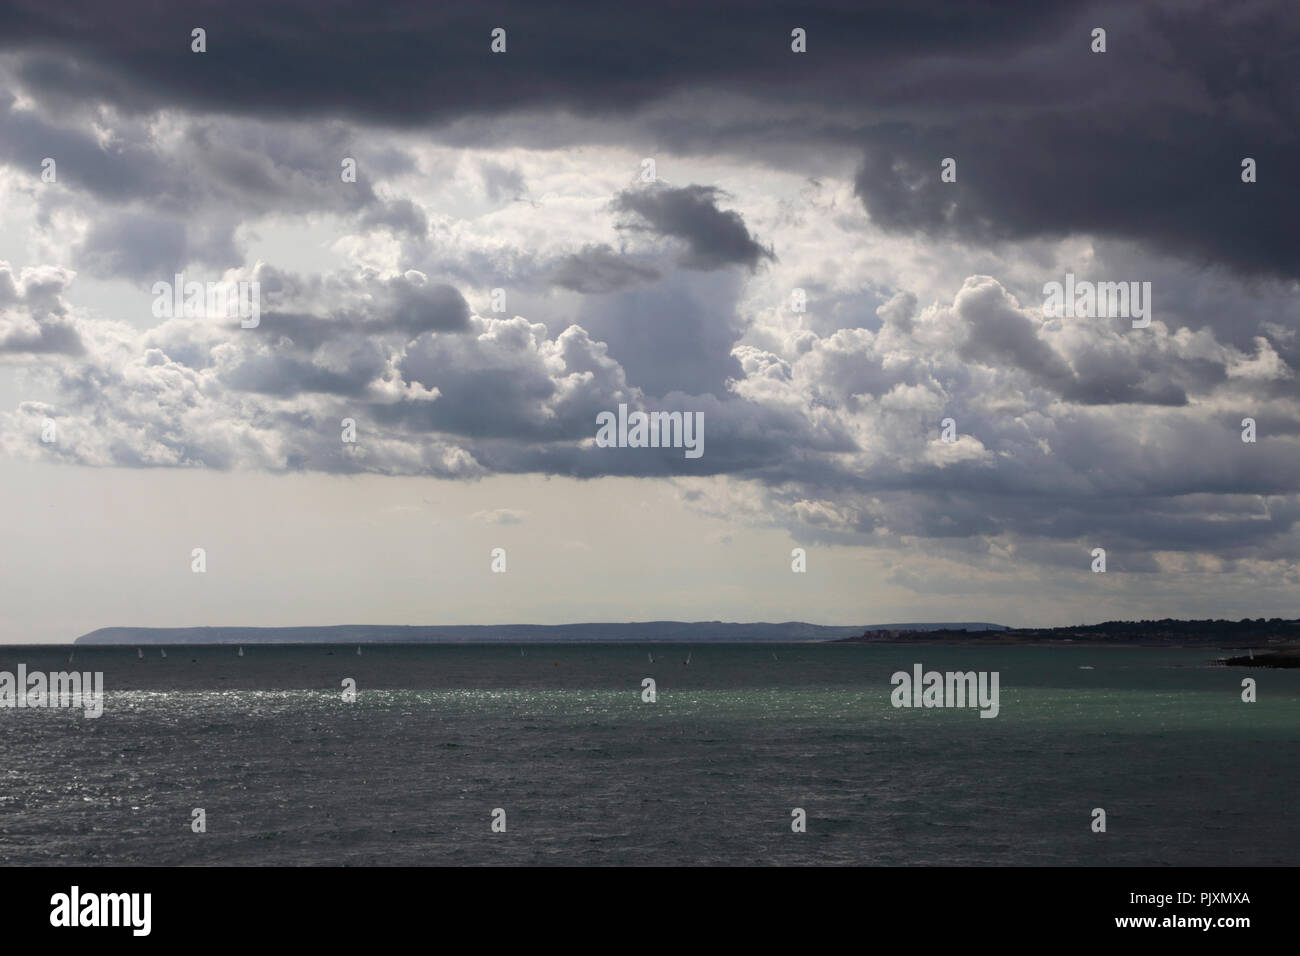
<box><xmin>520</xmin><ymin>647</ymin><xmax>525</xmax><ymax>657</ymax></box>
<box><xmin>683</xmin><ymin>651</ymin><xmax>692</xmax><ymax>666</ymax></box>
<box><xmin>356</xmin><ymin>646</ymin><xmax>362</xmax><ymax>656</ymax></box>
<box><xmin>160</xmin><ymin>648</ymin><xmax>167</xmax><ymax>659</ymax></box>
<box><xmin>237</xmin><ymin>647</ymin><xmax>244</xmax><ymax>657</ymax></box>
<box><xmin>1248</xmin><ymin>648</ymin><xmax>1255</xmax><ymax>660</ymax></box>
<box><xmin>136</xmin><ymin>648</ymin><xmax>143</xmax><ymax>661</ymax></box>
<box><xmin>648</xmin><ymin>651</ymin><xmax>654</xmax><ymax>664</ymax></box>
<box><xmin>772</xmin><ymin>652</ymin><xmax>779</xmax><ymax>662</ymax></box>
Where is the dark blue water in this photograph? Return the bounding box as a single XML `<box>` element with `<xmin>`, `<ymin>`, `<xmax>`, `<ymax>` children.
<box><xmin>1</xmin><ymin>643</ymin><xmax>1294</xmax><ymax>865</ymax></box>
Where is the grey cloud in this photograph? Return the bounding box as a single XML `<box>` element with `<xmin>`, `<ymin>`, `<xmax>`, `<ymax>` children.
<box><xmin>571</xmin><ymin>270</ymin><xmax>748</xmax><ymax>396</ymax></box>
<box><xmin>4</xmin><ymin>2</ymin><xmax>1296</xmax><ymax>279</ymax></box>
<box><xmin>478</xmin><ymin>160</ymin><xmax>525</xmax><ymax>202</ymax></box>
<box><xmin>216</xmin><ymin>341</ymin><xmax>389</xmax><ymax>399</ymax></box>
<box><xmin>205</xmin><ymin>272</ymin><xmax>471</xmax><ymax>397</ymax></box>
<box><xmin>614</xmin><ymin>185</ymin><xmax>774</xmax><ymax>272</ymax></box>
<box><xmin>0</xmin><ymin>94</ymin><xmax>427</xmax><ymax>285</ymax></box>
<box><xmin>358</xmin><ymin>198</ymin><xmax>429</xmax><ymax>238</ymax></box>
<box><xmin>252</xmin><ymin>268</ymin><xmax>470</xmax><ymax>348</ymax></box>
<box><xmin>954</xmin><ymin>276</ymin><xmax>1076</xmax><ymax>391</ymax></box>
<box><xmin>388</xmin><ymin>319</ymin><xmax>632</xmax><ymax>441</ymax></box>
<box><xmin>550</xmin><ymin>244</ymin><xmax>661</xmax><ymax>294</ymax></box>
<box><xmin>76</xmin><ymin>212</ymin><xmax>240</xmax><ymax>281</ymax></box>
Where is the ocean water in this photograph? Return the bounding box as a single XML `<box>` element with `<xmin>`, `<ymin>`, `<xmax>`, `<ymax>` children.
<box><xmin>1</xmin><ymin>643</ymin><xmax>1296</xmax><ymax>866</ymax></box>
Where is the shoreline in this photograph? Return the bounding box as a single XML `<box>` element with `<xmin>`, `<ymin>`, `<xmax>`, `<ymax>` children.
<box><xmin>834</xmin><ymin>637</ymin><xmax>1300</xmax><ymax>665</ymax></box>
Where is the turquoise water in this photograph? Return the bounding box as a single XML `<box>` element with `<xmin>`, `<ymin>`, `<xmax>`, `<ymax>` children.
<box><xmin>0</xmin><ymin>643</ymin><xmax>1295</xmax><ymax>865</ymax></box>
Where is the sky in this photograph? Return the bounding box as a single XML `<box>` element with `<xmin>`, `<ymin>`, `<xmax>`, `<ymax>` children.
<box><xmin>1</xmin><ymin>0</ymin><xmax>1298</xmax><ymax>642</ymax></box>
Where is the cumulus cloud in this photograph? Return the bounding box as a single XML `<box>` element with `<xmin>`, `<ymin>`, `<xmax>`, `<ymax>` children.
<box><xmin>0</xmin><ymin>262</ymin><xmax>83</xmax><ymax>355</ymax></box>
<box><xmin>4</xmin><ymin>259</ymin><xmax>1294</xmax><ymax>573</ymax></box>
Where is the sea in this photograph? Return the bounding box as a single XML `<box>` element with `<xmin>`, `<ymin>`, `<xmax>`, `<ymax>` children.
<box><xmin>1</xmin><ymin>642</ymin><xmax>1295</xmax><ymax>866</ymax></box>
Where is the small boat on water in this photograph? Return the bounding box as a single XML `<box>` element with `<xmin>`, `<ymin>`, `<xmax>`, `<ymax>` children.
<box><xmin>648</xmin><ymin>651</ymin><xmax>654</xmax><ymax>664</ymax></box>
<box><xmin>161</xmin><ymin>648</ymin><xmax>167</xmax><ymax>659</ymax></box>
<box><xmin>356</xmin><ymin>646</ymin><xmax>362</xmax><ymax>656</ymax></box>
<box><xmin>1078</xmin><ymin>665</ymin><xmax>1094</xmax><ymax>670</ymax></box>
<box><xmin>136</xmin><ymin>648</ymin><xmax>143</xmax><ymax>661</ymax></box>
<box><xmin>237</xmin><ymin>647</ymin><xmax>244</xmax><ymax>657</ymax></box>
<box><xmin>683</xmin><ymin>651</ymin><xmax>692</xmax><ymax>666</ymax></box>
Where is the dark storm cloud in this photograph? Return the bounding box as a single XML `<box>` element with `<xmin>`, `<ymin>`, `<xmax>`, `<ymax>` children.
<box><xmin>613</xmin><ymin>185</ymin><xmax>774</xmax><ymax>272</ymax></box>
<box><xmin>0</xmin><ymin>0</ymin><xmax>1075</xmax><ymax>123</ymax></box>
<box><xmin>850</xmin><ymin>111</ymin><xmax>1300</xmax><ymax>282</ymax></box>
<box><xmin>0</xmin><ymin>91</ymin><xmax>165</xmax><ymax>200</ymax></box>
<box><xmin>1</xmin><ymin>0</ymin><xmax>1295</xmax><ymax>277</ymax></box>
<box><xmin>0</xmin><ymin>92</ymin><xmax>388</xmax><ymax>217</ymax></box>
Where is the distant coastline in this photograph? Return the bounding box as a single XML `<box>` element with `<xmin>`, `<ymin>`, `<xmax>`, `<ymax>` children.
<box><xmin>67</xmin><ymin>619</ymin><xmax>1300</xmax><ymax>665</ymax></box>
<box><xmin>73</xmin><ymin>621</ymin><xmax>1003</xmax><ymax>646</ymax></box>
<box><xmin>835</xmin><ymin>618</ymin><xmax>1300</xmax><ymax>666</ymax></box>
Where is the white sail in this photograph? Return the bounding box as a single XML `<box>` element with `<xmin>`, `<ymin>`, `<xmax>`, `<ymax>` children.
<box><xmin>356</xmin><ymin>646</ymin><xmax>362</xmax><ymax>656</ymax></box>
<box><xmin>161</xmin><ymin>648</ymin><xmax>167</xmax><ymax>659</ymax></box>
<box><xmin>237</xmin><ymin>646</ymin><xmax>244</xmax><ymax>657</ymax></box>
<box><xmin>137</xmin><ymin>648</ymin><xmax>143</xmax><ymax>660</ymax></box>
<box><xmin>648</xmin><ymin>651</ymin><xmax>654</xmax><ymax>663</ymax></box>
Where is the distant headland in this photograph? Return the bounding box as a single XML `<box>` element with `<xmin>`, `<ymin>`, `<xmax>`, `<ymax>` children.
<box><xmin>74</xmin><ymin>621</ymin><xmax>1004</xmax><ymax>645</ymax></box>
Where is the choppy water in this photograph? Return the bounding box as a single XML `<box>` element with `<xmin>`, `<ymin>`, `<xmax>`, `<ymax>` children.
<box><xmin>1</xmin><ymin>643</ymin><xmax>1296</xmax><ymax>865</ymax></box>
